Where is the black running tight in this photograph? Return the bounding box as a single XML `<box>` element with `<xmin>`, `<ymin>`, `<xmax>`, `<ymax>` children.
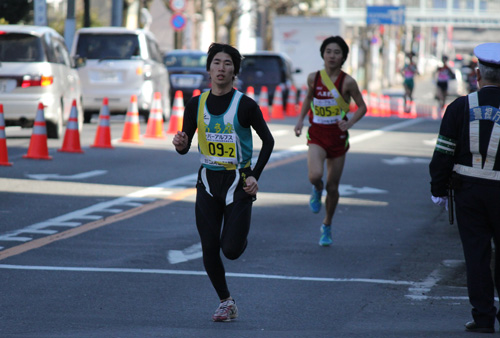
<box><xmin>195</xmin><ymin>172</ymin><xmax>252</xmax><ymax>300</ymax></box>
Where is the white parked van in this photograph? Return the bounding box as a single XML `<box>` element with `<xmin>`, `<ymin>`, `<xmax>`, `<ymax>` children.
<box><xmin>71</xmin><ymin>27</ymin><xmax>170</xmax><ymax>123</ymax></box>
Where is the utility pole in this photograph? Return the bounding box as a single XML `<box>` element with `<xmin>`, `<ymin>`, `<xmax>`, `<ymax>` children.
<box><xmin>64</xmin><ymin>0</ymin><xmax>76</xmax><ymax>49</ymax></box>
<box><xmin>111</xmin><ymin>0</ymin><xmax>124</xmax><ymax>27</ymax></box>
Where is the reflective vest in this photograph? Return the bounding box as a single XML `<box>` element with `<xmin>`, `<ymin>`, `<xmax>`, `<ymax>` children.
<box><xmin>197</xmin><ymin>90</ymin><xmax>252</xmax><ymax>171</ymax></box>
<box><xmin>453</xmin><ymin>91</ymin><xmax>500</xmax><ymax>181</ymax></box>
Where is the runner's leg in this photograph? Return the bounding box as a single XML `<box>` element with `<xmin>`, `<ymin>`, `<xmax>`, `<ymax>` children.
<box><xmin>323</xmin><ymin>154</ymin><xmax>346</xmax><ymax>225</ymax></box>
<box><xmin>308</xmin><ymin>144</ymin><xmax>327</xmax><ymax>191</ymax></box>
<box><xmin>221</xmin><ymin>196</ymin><xmax>253</xmax><ymax>260</ymax></box>
<box><xmin>195</xmin><ymin>185</ymin><xmax>230</xmax><ymax>300</ymax></box>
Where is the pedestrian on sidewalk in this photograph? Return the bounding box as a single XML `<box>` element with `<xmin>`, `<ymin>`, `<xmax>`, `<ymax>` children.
<box><xmin>429</xmin><ymin>42</ymin><xmax>500</xmax><ymax>334</ymax></box>
<box><xmin>172</xmin><ymin>43</ymin><xmax>274</xmax><ymax>322</ymax></box>
<box><xmin>294</xmin><ymin>36</ymin><xmax>367</xmax><ymax>247</ymax></box>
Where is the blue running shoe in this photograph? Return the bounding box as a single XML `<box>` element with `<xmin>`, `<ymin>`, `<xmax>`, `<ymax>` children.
<box><xmin>319</xmin><ymin>224</ymin><xmax>332</xmax><ymax>246</ymax></box>
<box><xmin>309</xmin><ymin>186</ymin><xmax>322</xmax><ymax>213</ymax></box>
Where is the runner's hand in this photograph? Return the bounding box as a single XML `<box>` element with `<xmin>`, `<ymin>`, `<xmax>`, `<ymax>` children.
<box><xmin>294</xmin><ymin>121</ymin><xmax>303</xmax><ymax>137</ymax></box>
<box><xmin>172</xmin><ymin>131</ymin><xmax>188</xmax><ymax>151</ymax></box>
<box><xmin>243</xmin><ymin>176</ymin><xmax>258</xmax><ymax>196</ymax></box>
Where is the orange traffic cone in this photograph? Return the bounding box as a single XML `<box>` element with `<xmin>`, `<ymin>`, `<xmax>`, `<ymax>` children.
<box><xmin>409</xmin><ymin>100</ymin><xmax>417</xmax><ymax>119</ymax></box>
<box><xmin>167</xmin><ymin>90</ymin><xmax>184</xmax><ymax>134</ymax></box>
<box><xmin>91</xmin><ymin>98</ymin><xmax>114</xmax><ymax>149</ymax></box>
<box><xmin>271</xmin><ymin>85</ymin><xmax>284</xmax><ymax>119</ymax></box>
<box><xmin>298</xmin><ymin>85</ymin><xmax>307</xmax><ymax>114</ymax></box>
<box><xmin>144</xmin><ymin>92</ymin><xmax>166</xmax><ymax>139</ymax></box>
<box><xmin>0</xmin><ymin>104</ymin><xmax>12</xmax><ymax>166</ymax></box>
<box><xmin>285</xmin><ymin>85</ymin><xmax>298</xmax><ymax>117</ymax></box>
<box><xmin>23</xmin><ymin>103</ymin><xmax>52</xmax><ymax>160</ymax></box>
<box><xmin>258</xmin><ymin>86</ymin><xmax>270</xmax><ymax>122</ymax></box>
<box><xmin>120</xmin><ymin>95</ymin><xmax>143</xmax><ymax>144</ymax></box>
<box><xmin>246</xmin><ymin>86</ymin><xmax>255</xmax><ymax>101</ymax></box>
<box><xmin>58</xmin><ymin>100</ymin><xmax>83</xmax><ymax>153</ymax></box>
<box><xmin>192</xmin><ymin>89</ymin><xmax>201</xmax><ymax>97</ymax></box>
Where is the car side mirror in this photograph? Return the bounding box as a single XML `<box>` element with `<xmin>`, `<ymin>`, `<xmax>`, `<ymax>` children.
<box><xmin>73</xmin><ymin>56</ymin><xmax>86</xmax><ymax>68</ymax></box>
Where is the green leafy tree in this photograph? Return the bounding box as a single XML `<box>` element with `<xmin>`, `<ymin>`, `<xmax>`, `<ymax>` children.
<box><xmin>0</xmin><ymin>0</ymin><xmax>32</xmax><ymax>24</ymax></box>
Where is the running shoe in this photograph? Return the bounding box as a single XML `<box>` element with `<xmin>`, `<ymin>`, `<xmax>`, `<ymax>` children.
<box><xmin>309</xmin><ymin>186</ymin><xmax>322</xmax><ymax>213</ymax></box>
<box><xmin>212</xmin><ymin>299</ymin><xmax>238</xmax><ymax>322</ymax></box>
<box><xmin>319</xmin><ymin>224</ymin><xmax>332</xmax><ymax>246</ymax></box>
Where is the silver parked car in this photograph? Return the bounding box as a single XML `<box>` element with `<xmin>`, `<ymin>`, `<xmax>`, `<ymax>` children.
<box><xmin>0</xmin><ymin>25</ymin><xmax>83</xmax><ymax>139</ymax></box>
<box><xmin>71</xmin><ymin>27</ymin><xmax>170</xmax><ymax>123</ymax></box>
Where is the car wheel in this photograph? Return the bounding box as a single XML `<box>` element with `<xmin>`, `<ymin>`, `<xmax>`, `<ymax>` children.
<box><xmin>47</xmin><ymin>100</ymin><xmax>64</xmax><ymax>139</ymax></box>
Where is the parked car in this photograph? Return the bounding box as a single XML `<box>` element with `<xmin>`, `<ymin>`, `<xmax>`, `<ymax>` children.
<box><xmin>239</xmin><ymin>51</ymin><xmax>301</xmax><ymax>106</ymax></box>
<box><xmin>71</xmin><ymin>27</ymin><xmax>170</xmax><ymax>123</ymax></box>
<box><xmin>163</xmin><ymin>49</ymin><xmax>210</xmax><ymax>106</ymax></box>
<box><xmin>0</xmin><ymin>25</ymin><xmax>83</xmax><ymax>139</ymax></box>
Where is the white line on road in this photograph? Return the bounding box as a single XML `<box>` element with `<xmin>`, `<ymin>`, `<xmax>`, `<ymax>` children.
<box><xmin>26</xmin><ymin>170</ymin><xmax>108</xmax><ymax>181</ymax></box>
<box><xmin>0</xmin><ymin>264</ymin><xmax>414</xmax><ymax>286</ymax></box>
<box><xmin>349</xmin><ymin>118</ymin><xmax>424</xmax><ymax>144</ymax></box>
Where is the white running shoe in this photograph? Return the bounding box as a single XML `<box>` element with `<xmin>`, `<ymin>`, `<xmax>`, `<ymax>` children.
<box><xmin>212</xmin><ymin>299</ymin><xmax>238</xmax><ymax>322</ymax></box>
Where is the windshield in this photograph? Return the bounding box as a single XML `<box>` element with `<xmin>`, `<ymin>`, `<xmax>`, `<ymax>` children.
<box><xmin>76</xmin><ymin>33</ymin><xmax>140</xmax><ymax>60</ymax></box>
<box><xmin>240</xmin><ymin>56</ymin><xmax>283</xmax><ymax>83</ymax></box>
<box><xmin>164</xmin><ymin>53</ymin><xmax>207</xmax><ymax>68</ymax></box>
<box><xmin>0</xmin><ymin>33</ymin><xmax>44</xmax><ymax>62</ymax></box>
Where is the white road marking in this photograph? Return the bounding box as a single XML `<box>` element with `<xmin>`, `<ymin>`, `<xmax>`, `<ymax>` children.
<box><xmin>406</xmin><ymin>260</ymin><xmax>464</xmax><ymax>301</ymax></box>
<box><xmin>382</xmin><ymin>156</ymin><xmax>429</xmax><ymax>165</ymax></box>
<box><xmin>167</xmin><ymin>243</ymin><xmax>203</xmax><ymax>264</ymax></box>
<box><xmin>26</xmin><ymin>170</ymin><xmax>108</xmax><ymax>180</ymax></box>
<box><xmin>0</xmin><ymin>264</ymin><xmax>414</xmax><ymax>286</ymax></box>
<box><xmin>424</xmin><ymin>138</ymin><xmax>437</xmax><ymax>146</ymax></box>
<box><xmin>338</xmin><ymin>184</ymin><xmax>387</xmax><ymax>196</ymax></box>
<box><xmin>349</xmin><ymin>119</ymin><xmax>424</xmax><ymax>144</ymax></box>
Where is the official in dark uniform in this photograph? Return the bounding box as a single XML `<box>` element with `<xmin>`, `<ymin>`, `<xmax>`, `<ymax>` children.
<box><xmin>429</xmin><ymin>43</ymin><xmax>500</xmax><ymax>334</ymax></box>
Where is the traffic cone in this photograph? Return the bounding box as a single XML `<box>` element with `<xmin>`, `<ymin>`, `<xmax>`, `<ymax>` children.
<box><xmin>144</xmin><ymin>92</ymin><xmax>166</xmax><ymax>139</ymax></box>
<box><xmin>409</xmin><ymin>100</ymin><xmax>417</xmax><ymax>119</ymax></box>
<box><xmin>58</xmin><ymin>100</ymin><xmax>83</xmax><ymax>153</ymax></box>
<box><xmin>167</xmin><ymin>90</ymin><xmax>184</xmax><ymax>134</ymax></box>
<box><xmin>246</xmin><ymin>86</ymin><xmax>255</xmax><ymax>101</ymax></box>
<box><xmin>271</xmin><ymin>85</ymin><xmax>284</xmax><ymax>119</ymax></box>
<box><xmin>258</xmin><ymin>86</ymin><xmax>270</xmax><ymax>122</ymax></box>
<box><xmin>91</xmin><ymin>98</ymin><xmax>114</xmax><ymax>149</ymax></box>
<box><xmin>298</xmin><ymin>85</ymin><xmax>307</xmax><ymax>113</ymax></box>
<box><xmin>23</xmin><ymin>103</ymin><xmax>52</xmax><ymax>160</ymax></box>
<box><xmin>192</xmin><ymin>89</ymin><xmax>201</xmax><ymax>97</ymax></box>
<box><xmin>0</xmin><ymin>104</ymin><xmax>12</xmax><ymax>166</ymax></box>
<box><xmin>285</xmin><ymin>85</ymin><xmax>298</xmax><ymax>117</ymax></box>
<box><xmin>120</xmin><ymin>95</ymin><xmax>143</xmax><ymax>144</ymax></box>
<box><xmin>431</xmin><ymin>105</ymin><xmax>439</xmax><ymax>120</ymax></box>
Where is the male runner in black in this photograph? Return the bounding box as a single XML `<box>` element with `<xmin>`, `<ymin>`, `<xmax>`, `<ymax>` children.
<box><xmin>172</xmin><ymin>43</ymin><xmax>274</xmax><ymax>322</ymax></box>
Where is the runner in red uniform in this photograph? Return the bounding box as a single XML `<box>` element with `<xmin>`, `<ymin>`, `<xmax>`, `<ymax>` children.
<box><xmin>294</xmin><ymin>36</ymin><xmax>367</xmax><ymax>246</ymax></box>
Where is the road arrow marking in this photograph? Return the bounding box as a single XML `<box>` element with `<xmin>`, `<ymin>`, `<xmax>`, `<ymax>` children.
<box><xmin>382</xmin><ymin>157</ymin><xmax>429</xmax><ymax>165</ymax></box>
<box><xmin>339</xmin><ymin>184</ymin><xmax>387</xmax><ymax>196</ymax></box>
<box><xmin>27</xmin><ymin>170</ymin><xmax>108</xmax><ymax>180</ymax></box>
<box><xmin>167</xmin><ymin>242</ymin><xmax>202</xmax><ymax>264</ymax></box>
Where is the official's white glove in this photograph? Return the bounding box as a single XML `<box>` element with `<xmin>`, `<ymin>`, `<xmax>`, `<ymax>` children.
<box><xmin>431</xmin><ymin>195</ymin><xmax>448</xmax><ymax>211</ymax></box>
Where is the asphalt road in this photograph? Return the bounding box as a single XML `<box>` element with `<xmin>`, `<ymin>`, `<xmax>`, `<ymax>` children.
<box><xmin>0</xmin><ymin>111</ymin><xmax>483</xmax><ymax>337</ymax></box>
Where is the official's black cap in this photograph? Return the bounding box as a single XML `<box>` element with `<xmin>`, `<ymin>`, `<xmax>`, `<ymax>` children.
<box><xmin>474</xmin><ymin>43</ymin><xmax>500</xmax><ymax>68</ymax></box>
